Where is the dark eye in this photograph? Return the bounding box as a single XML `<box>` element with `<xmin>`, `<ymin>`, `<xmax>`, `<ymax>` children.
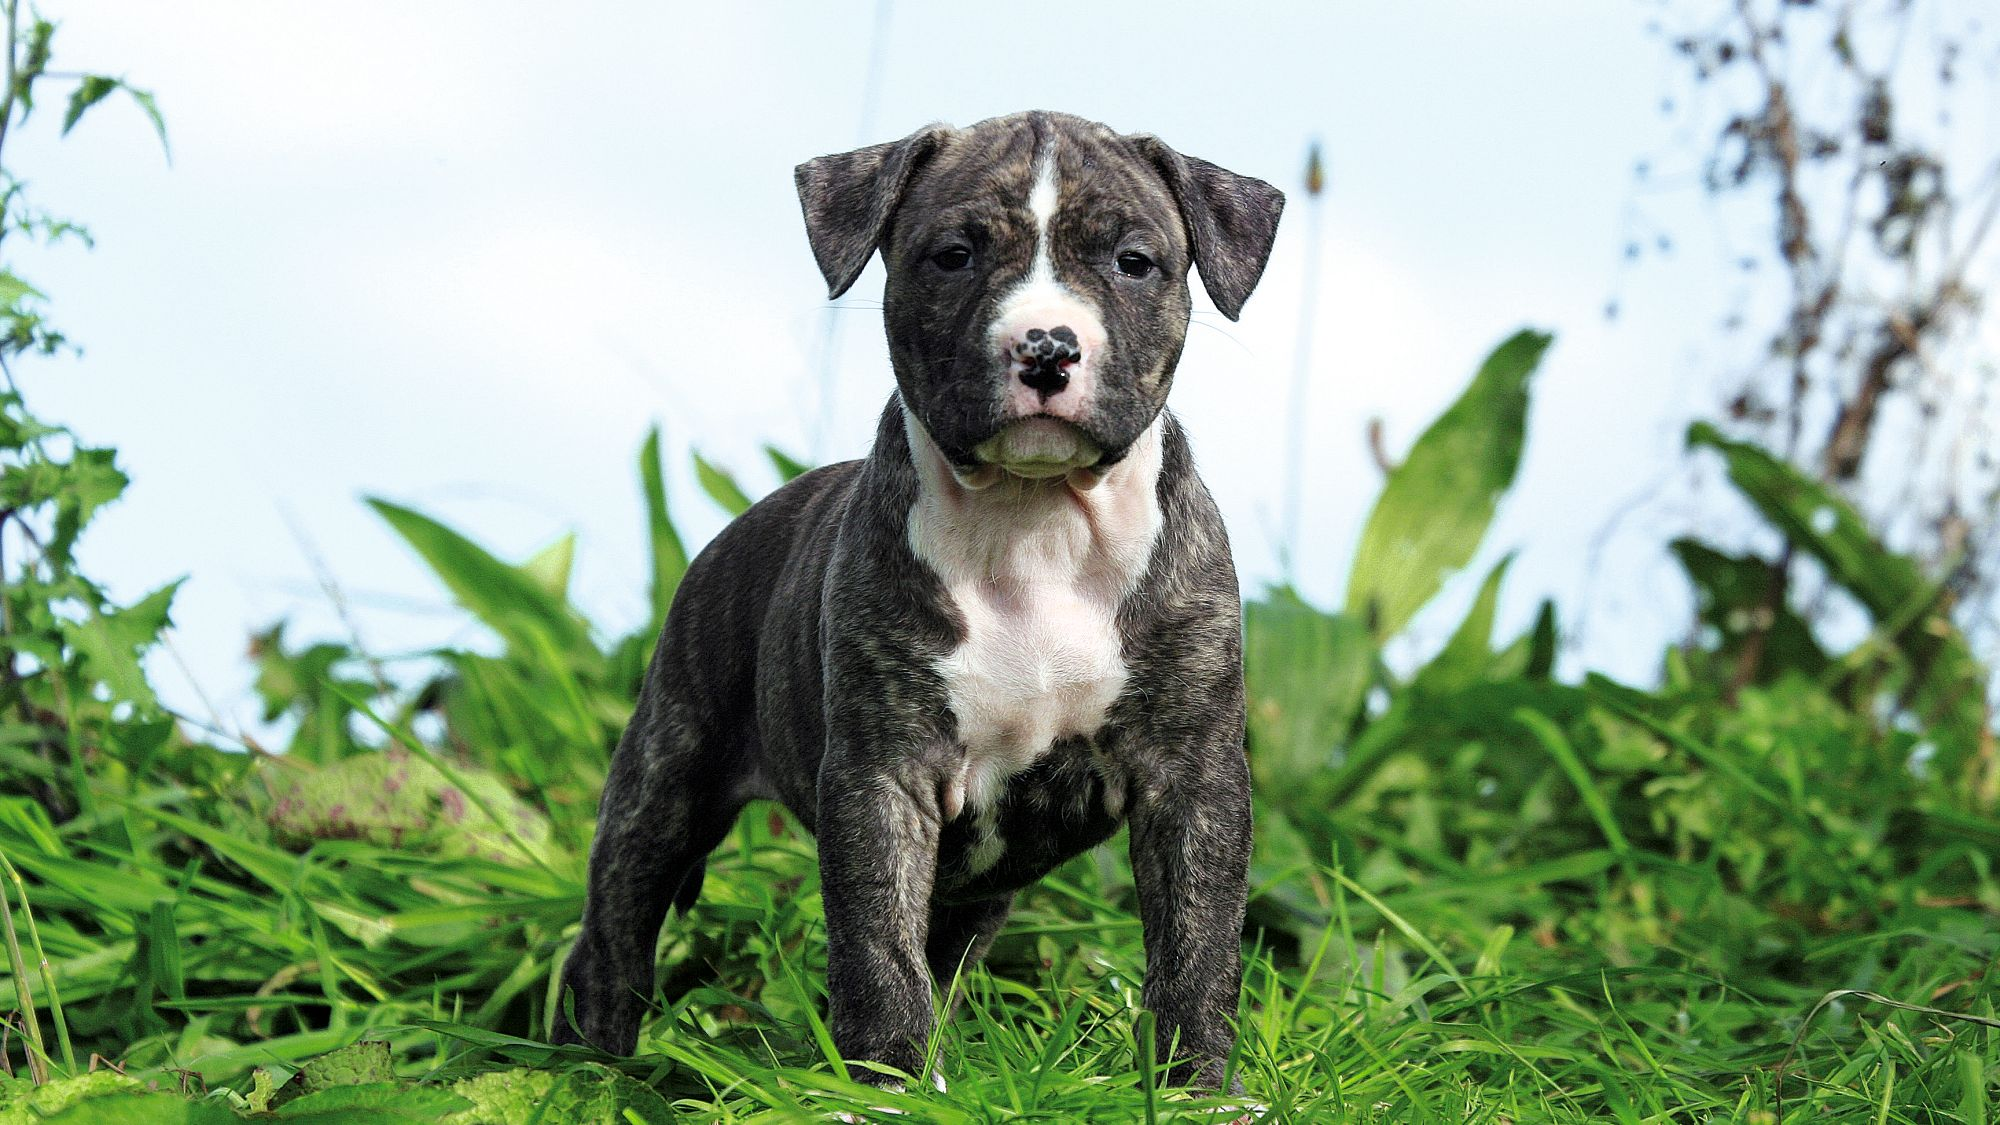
<box><xmin>931</xmin><ymin>246</ymin><xmax>973</xmax><ymax>271</ymax></box>
<box><xmin>1115</xmin><ymin>251</ymin><xmax>1156</xmax><ymax>278</ymax></box>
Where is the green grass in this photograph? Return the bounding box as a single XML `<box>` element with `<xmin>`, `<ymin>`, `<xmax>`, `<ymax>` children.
<box><xmin>17</xmin><ymin>787</ymin><xmax>1970</xmax><ymax>1123</ymax></box>
<box><xmin>590</xmin><ymin>815</ymin><xmax>1994</xmax><ymax>1123</ymax></box>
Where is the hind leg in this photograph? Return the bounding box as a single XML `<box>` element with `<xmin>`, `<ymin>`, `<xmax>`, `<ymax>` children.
<box><xmin>926</xmin><ymin>895</ymin><xmax>1014</xmax><ymax>1014</ymax></box>
<box><xmin>553</xmin><ymin>701</ymin><xmax>742</xmax><ymax>1053</ymax></box>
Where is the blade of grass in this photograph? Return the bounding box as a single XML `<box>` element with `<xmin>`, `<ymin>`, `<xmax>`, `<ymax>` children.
<box><xmin>331</xmin><ymin>685</ymin><xmax>565</xmax><ymax>882</ymax></box>
<box><xmin>1327</xmin><ymin>867</ymin><xmax>1471</xmax><ymax>1001</ymax></box>
<box><xmin>0</xmin><ymin>850</ymin><xmax>72</xmax><ymax>1072</ymax></box>
<box><xmin>1515</xmin><ymin>708</ymin><xmax>1631</xmax><ymax>858</ymax></box>
<box><xmin>0</xmin><ymin>849</ymin><xmax>47</xmax><ymax>1082</ymax></box>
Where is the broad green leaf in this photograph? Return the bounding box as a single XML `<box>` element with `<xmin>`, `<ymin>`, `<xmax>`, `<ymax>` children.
<box><xmin>56</xmin><ymin>446</ymin><xmax>132</xmax><ymax>560</ymax></box>
<box><xmin>175</xmin><ymin>1028</ymin><xmax>369</xmax><ymax>1086</ymax></box>
<box><xmin>1687</xmin><ymin>422</ymin><xmax>1922</xmax><ymax>621</ymax></box>
<box><xmin>0</xmin><ymin>392</ymin><xmax>62</xmax><ymax>449</ymax></box>
<box><xmin>0</xmin><ymin>1072</ymin><xmax>143</xmax><ymax>1120</ymax></box>
<box><xmin>1669</xmin><ymin>537</ymin><xmax>1828</xmax><ymax>681</ymax></box>
<box><xmin>60</xmin><ymin>75</ymin><xmax>118</xmax><ymax>136</ymax></box>
<box><xmin>765</xmin><ymin>444</ymin><xmax>812</xmax><ymax>483</ymax></box>
<box><xmin>1345</xmin><ymin>330</ymin><xmax>1549</xmax><ymax>639</ymax></box>
<box><xmin>1243</xmin><ymin>586</ymin><xmax>1374</xmax><ymax>799</ymax></box>
<box><xmin>367</xmin><ymin>498</ymin><xmax>588</xmax><ymax>657</ymax></box>
<box><xmin>0</xmin><ymin>795</ymin><xmax>63</xmax><ymax>855</ymax></box>
<box><xmin>1487</xmin><ymin>598</ymin><xmax>1561</xmax><ymax>681</ymax></box>
<box><xmin>253</xmin><ymin>747</ymin><xmax>557</xmax><ymax>868</ymax></box>
<box><xmin>40</xmin><ymin>1093</ymin><xmax>239</xmax><ymax>1124</ymax></box>
<box><xmin>124</xmin><ymin>86</ymin><xmax>172</xmax><ymax>161</ymax></box>
<box><xmin>292</xmin><ymin>1039</ymin><xmax>395</xmax><ymax>1093</ymax></box>
<box><xmin>1524</xmin><ymin>599</ymin><xmax>1557</xmax><ymax>679</ymax></box>
<box><xmin>59</xmin><ymin>578</ymin><xmax>182</xmax><ymax>710</ymax></box>
<box><xmin>693</xmin><ymin>450</ymin><xmax>754</xmax><ymax>517</ymax></box>
<box><xmin>0</xmin><ymin>445</ymin><xmax>128</xmax><ymax>562</ymax></box>
<box><xmin>1686</xmin><ymin>421</ymin><xmax>1986</xmax><ymax>767</ymax></box>
<box><xmin>16</xmin><ymin>23</ymin><xmax>55</xmax><ymax>107</ymax></box>
<box><xmin>518</xmin><ymin>533</ymin><xmax>576</xmax><ymax>600</ymax></box>
<box><xmin>444</xmin><ymin>1064</ymin><xmax>673</xmax><ymax>1125</ymax></box>
<box><xmin>1959</xmin><ymin>1050</ymin><xmax>1988</xmax><ymax>1125</ymax></box>
<box><xmin>276</xmin><ymin>1083</ymin><xmax>471</xmax><ymax>1120</ymax></box>
<box><xmin>57</xmin><ymin>75</ymin><xmax>169</xmax><ymax>160</ymax></box>
<box><xmin>638</xmin><ymin>426</ymin><xmax>687</xmax><ymax>626</ymax></box>
<box><xmin>146</xmin><ymin>900</ymin><xmax>184</xmax><ymax>1000</ymax></box>
<box><xmin>1414</xmin><ymin>554</ymin><xmax>1513</xmax><ymax>693</ymax></box>
<box><xmin>0</xmin><ymin>459</ymin><xmax>67</xmax><ymax>508</ymax></box>
<box><xmin>0</xmin><ymin>270</ymin><xmax>46</xmax><ymax>307</ymax></box>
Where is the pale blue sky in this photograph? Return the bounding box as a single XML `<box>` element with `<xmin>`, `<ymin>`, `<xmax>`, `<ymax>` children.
<box><xmin>15</xmin><ymin>1</ymin><xmax>1950</xmax><ymax>737</ymax></box>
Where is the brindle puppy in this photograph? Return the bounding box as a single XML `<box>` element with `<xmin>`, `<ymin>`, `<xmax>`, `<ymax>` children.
<box><xmin>553</xmin><ymin>110</ymin><xmax>1283</xmax><ymax>1093</ymax></box>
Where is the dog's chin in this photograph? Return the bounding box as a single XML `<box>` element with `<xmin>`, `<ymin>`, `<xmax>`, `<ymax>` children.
<box><xmin>953</xmin><ymin>417</ymin><xmax>1103</xmax><ymax>488</ymax></box>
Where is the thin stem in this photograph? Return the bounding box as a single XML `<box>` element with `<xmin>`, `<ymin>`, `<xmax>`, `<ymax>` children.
<box><xmin>1278</xmin><ymin>147</ymin><xmax>1325</xmax><ymax>582</ymax></box>
<box><xmin>0</xmin><ymin>0</ymin><xmax>18</xmax><ymax>182</ymax></box>
<box><xmin>0</xmin><ymin>852</ymin><xmax>70</xmax><ymax>1073</ymax></box>
<box><xmin>0</xmin><ymin>848</ymin><xmax>45</xmax><ymax>1083</ymax></box>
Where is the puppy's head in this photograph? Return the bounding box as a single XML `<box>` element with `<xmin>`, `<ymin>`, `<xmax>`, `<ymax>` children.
<box><xmin>795</xmin><ymin>111</ymin><xmax>1284</xmax><ymax>483</ymax></box>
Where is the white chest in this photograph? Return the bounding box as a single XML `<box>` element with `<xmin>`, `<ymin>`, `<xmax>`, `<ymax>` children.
<box><xmin>936</xmin><ymin>572</ymin><xmax>1129</xmax><ymax>814</ymax></box>
<box><xmin>905</xmin><ymin>411</ymin><xmax>1164</xmax><ymax>822</ymax></box>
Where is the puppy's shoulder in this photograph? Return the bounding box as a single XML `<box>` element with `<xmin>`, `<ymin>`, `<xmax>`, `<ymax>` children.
<box><xmin>1145</xmin><ymin>413</ymin><xmax>1234</xmax><ymax>584</ymax></box>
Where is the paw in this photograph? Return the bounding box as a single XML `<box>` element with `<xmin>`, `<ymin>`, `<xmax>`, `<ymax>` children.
<box><xmin>1183</xmin><ymin>1103</ymin><xmax>1265</xmax><ymax>1125</ymax></box>
<box><xmin>829</xmin><ymin>1072</ymin><xmax>946</xmax><ymax>1121</ymax></box>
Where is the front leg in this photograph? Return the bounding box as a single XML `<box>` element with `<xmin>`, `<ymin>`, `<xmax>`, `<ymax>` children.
<box><xmin>1127</xmin><ymin>726</ymin><xmax>1252</xmax><ymax>1090</ymax></box>
<box><xmin>819</xmin><ymin>753</ymin><xmax>943</xmax><ymax>1083</ymax></box>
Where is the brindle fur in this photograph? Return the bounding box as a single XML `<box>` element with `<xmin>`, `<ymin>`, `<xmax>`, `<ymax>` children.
<box><xmin>553</xmin><ymin>110</ymin><xmax>1282</xmax><ymax>1092</ymax></box>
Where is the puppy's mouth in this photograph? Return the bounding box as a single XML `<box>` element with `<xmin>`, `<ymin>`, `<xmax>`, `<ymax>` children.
<box><xmin>969</xmin><ymin>417</ymin><xmax>1102</xmax><ymax>481</ymax></box>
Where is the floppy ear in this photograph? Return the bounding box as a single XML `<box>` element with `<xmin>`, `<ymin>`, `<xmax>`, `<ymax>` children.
<box><xmin>1134</xmin><ymin>138</ymin><xmax>1286</xmax><ymax>321</ymax></box>
<box><xmin>794</xmin><ymin>125</ymin><xmax>953</xmax><ymax>300</ymax></box>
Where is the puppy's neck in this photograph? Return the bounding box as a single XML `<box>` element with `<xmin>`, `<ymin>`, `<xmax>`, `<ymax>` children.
<box><xmin>902</xmin><ymin>407</ymin><xmax>1163</xmax><ymax>591</ymax></box>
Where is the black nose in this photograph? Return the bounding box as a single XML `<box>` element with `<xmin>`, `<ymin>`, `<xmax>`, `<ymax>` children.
<box><xmin>1016</xmin><ymin>326</ymin><xmax>1081</xmax><ymax>397</ymax></box>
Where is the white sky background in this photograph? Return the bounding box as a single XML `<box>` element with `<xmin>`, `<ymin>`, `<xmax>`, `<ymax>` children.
<box><xmin>15</xmin><ymin>1</ymin><xmax>1978</xmax><ymax>739</ymax></box>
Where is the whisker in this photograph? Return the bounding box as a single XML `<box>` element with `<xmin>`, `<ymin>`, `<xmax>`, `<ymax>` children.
<box><xmin>1186</xmin><ymin>317</ymin><xmax>1254</xmax><ymax>356</ymax></box>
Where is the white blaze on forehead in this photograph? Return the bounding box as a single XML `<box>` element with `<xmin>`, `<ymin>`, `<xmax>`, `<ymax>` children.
<box><xmin>1025</xmin><ymin>141</ymin><xmax>1060</xmax><ymax>285</ymax></box>
<box><xmin>990</xmin><ymin>135</ymin><xmax>1107</xmax><ymax>417</ymax></box>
